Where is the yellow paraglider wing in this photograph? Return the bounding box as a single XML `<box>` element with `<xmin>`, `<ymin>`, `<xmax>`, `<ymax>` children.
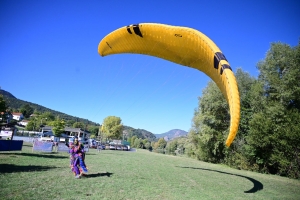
<box><xmin>98</xmin><ymin>23</ymin><xmax>240</xmax><ymax>147</ymax></box>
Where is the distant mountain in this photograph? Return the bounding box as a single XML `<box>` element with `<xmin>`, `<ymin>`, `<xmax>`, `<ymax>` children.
<box><xmin>155</xmin><ymin>129</ymin><xmax>188</xmax><ymax>141</ymax></box>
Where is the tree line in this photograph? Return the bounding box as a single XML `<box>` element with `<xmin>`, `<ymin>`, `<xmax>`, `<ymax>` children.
<box><xmin>130</xmin><ymin>41</ymin><xmax>300</xmax><ymax>179</ymax></box>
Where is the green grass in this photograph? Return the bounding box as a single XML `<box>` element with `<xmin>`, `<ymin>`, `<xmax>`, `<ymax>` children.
<box><xmin>0</xmin><ymin>143</ymin><xmax>299</xmax><ymax>200</ymax></box>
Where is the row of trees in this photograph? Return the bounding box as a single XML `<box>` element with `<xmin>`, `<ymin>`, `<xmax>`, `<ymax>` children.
<box><xmin>127</xmin><ymin>135</ymin><xmax>186</xmax><ymax>155</ymax></box>
<box><xmin>128</xmin><ymin>136</ymin><xmax>153</xmax><ymax>150</ymax></box>
<box><xmin>127</xmin><ymin>136</ymin><xmax>165</xmax><ymax>150</ymax></box>
<box><xmin>96</xmin><ymin>41</ymin><xmax>300</xmax><ymax>179</ymax></box>
<box><xmin>129</xmin><ymin>41</ymin><xmax>300</xmax><ymax>179</ymax></box>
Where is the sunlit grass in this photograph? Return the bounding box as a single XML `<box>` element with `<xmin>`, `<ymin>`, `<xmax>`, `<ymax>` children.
<box><xmin>0</xmin><ymin>143</ymin><xmax>299</xmax><ymax>200</ymax></box>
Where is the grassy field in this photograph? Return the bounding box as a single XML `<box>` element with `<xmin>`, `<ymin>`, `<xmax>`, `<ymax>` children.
<box><xmin>0</xmin><ymin>142</ymin><xmax>299</xmax><ymax>200</ymax></box>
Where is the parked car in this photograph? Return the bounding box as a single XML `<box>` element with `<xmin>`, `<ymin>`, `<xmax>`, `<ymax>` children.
<box><xmin>122</xmin><ymin>145</ymin><xmax>128</xmax><ymax>151</ymax></box>
<box><xmin>109</xmin><ymin>144</ymin><xmax>116</xmax><ymax>150</ymax></box>
<box><xmin>116</xmin><ymin>145</ymin><xmax>122</xmax><ymax>150</ymax></box>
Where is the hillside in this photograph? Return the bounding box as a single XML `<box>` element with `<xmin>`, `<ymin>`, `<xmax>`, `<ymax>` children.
<box><xmin>155</xmin><ymin>129</ymin><xmax>188</xmax><ymax>141</ymax></box>
<box><xmin>0</xmin><ymin>89</ymin><xmax>157</xmax><ymax>140</ymax></box>
<box><xmin>0</xmin><ymin>89</ymin><xmax>99</xmax><ymax>125</ymax></box>
<box><xmin>0</xmin><ymin>89</ymin><xmax>16</xmax><ymax>98</ymax></box>
<box><xmin>123</xmin><ymin>125</ymin><xmax>156</xmax><ymax>141</ymax></box>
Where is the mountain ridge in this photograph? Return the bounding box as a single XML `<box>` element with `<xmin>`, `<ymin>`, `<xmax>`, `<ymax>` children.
<box><xmin>155</xmin><ymin>129</ymin><xmax>188</xmax><ymax>141</ymax></box>
<box><xmin>1</xmin><ymin>89</ymin><xmax>183</xmax><ymax>140</ymax></box>
<box><xmin>0</xmin><ymin>89</ymin><xmax>99</xmax><ymax>125</ymax></box>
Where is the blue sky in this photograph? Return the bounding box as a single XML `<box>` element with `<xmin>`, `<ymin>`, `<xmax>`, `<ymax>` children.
<box><xmin>1</xmin><ymin>0</ymin><xmax>299</xmax><ymax>134</ymax></box>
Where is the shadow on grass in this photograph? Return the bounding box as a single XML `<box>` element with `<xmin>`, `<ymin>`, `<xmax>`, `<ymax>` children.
<box><xmin>177</xmin><ymin>166</ymin><xmax>263</xmax><ymax>193</ymax></box>
<box><xmin>0</xmin><ymin>152</ymin><xmax>67</xmax><ymax>159</ymax></box>
<box><xmin>0</xmin><ymin>163</ymin><xmax>59</xmax><ymax>173</ymax></box>
<box><xmin>84</xmin><ymin>172</ymin><xmax>113</xmax><ymax>178</ymax></box>
<box><xmin>99</xmin><ymin>151</ymin><xmax>127</xmax><ymax>155</ymax></box>
<box><xmin>97</xmin><ymin>149</ymin><xmax>136</xmax><ymax>153</ymax></box>
<box><xmin>23</xmin><ymin>144</ymin><xmax>33</xmax><ymax>147</ymax></box>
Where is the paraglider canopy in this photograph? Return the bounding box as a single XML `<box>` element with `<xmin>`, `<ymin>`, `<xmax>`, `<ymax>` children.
<box><xmin>98</xmin><ymin>23</ymin><xmax>240</xmax><ymax>147</ymax></box>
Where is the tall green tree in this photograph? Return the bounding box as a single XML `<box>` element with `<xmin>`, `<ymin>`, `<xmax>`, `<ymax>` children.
<box><xmin>52</xmin><ymin>117</ymin><xmax>65</xmax><ymax>138</ymax></box>
<box><xmin>257</xmin><ymin>42</ymin><xmax>300</xmax><ymax>109</ymax></box>
<box><xmin>41</xmin><ymin>112</ymin><xmax>55</xmax><ymax>122</ymax></box>
<box><xmin>144</xmin><ymin>142</ymin><xmax>152</xmax><ymax>150</ymax></box>
<box><xmin>235</xmin><ymin>68</ymin><xmax>256</xmax><ymax>137</ymax></box>
<box><xmin>0</xmin><ymin>95</ymin><xmax>8</xmax><ymax>124</ymax></box>
<box><xmin>26</xmin><ymin>118</ymin><xmax>38</xmax><ymax>131</ymax></box>
<box><xmin>188</xmin><ymin>81</ymin><xmax>228</xmax><ymax>162</ymax></box>
<box><xmin>165</xmin><ymin>140</ymin><xmax>178</xmax><ymax>155</ymax></box>
<box><xmin>88</xmin><ymin>125</ymin><xmax>100</xmax><ymax>136</ymax></box>
<box><xmin>134</xmin><ymin>138</ymin><xmax>143</xmax><ymax>148</ymax></box>
<box><xmin>130</xmin><ymin>136</ymin><xmax>137</xmax><ymax>147</ymax></box>
<box><xmin>20</xmin><ymin>104</ymin><xmax>34</xmax><ymax>118</ymax></box>
<box><xmin>246</xmin><ymin>41</ymin><xmax>300</xmax><ymax>178</ymax></box>
<box><xmin>73</xmin><ymin>122</ymin><xmax>85</xmax><ymax>129</ymax></box>
<box><xmin>101</xmin><ymin>116</ymin><xmax>123</xmax><ymax>139</ymax></box>
<box><xmin>0</xmin><ymin>95</ymin><xmax>7</xmax><ymax>113</ymax></box>
<box><xmin>189</xmin><ymin>68</ymin><xmax>257</xmax><ymax>163</ymax></box>
<box><xmin>157</xmin><ymin>138</ymin><xmax>167</xmax><ymax>149</ymax></box>
<box><xmin>224</xmin><ymin>69</ymin><xmax>257</xmax><ymax>168</ymax></box>
<box><xmin>153</xmin><ymin>138</ymin><xmax>167</xmax><ymax>154</ymax></box>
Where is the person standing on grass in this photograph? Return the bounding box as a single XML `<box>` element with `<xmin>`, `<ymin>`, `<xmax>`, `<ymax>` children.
<box><xmin>68</xmin><ymin>138</ymin><xmax>81</xmax><ymax>179</ymax></box>
<box><xmin>73</xmin><ymin>137</ymin><xmax>88</xmax><ymax>175</ymax></box>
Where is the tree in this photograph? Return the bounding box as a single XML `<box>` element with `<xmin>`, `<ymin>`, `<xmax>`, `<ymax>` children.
<box><xmin>25</xmin><ymin>116</ymin><xmax>39</xmax><ymax>131</ymax></box>
<box><xmin>0</xmin><ymin>95</ymin><xmax>8</xmax><ymax>123</ymax></box>
<box><xmin>245</xmin><ymin>41</ymin><xmax>300</xmax><ymax>178</ymax></box>
<box><xmin>165</xmin><ymin>140</ymin><xmax>177</xmax><ymax>155</ymax></box>
<box><xmin>157</xmin><ymin>138</ymin><xmax>167</xmax><ymax>148</ymax></box>
<box><xmin>0</xmin><ymin>95</ymin><xmax>7</xmax><ymax>113</ymax></box>
<box><xmin>88</xmin><ymin>125</ymin><xmax>100</xmax><ymax>136</ymax></box>
<box><xmin>142</xmin><ymin>139</ymin><xmax>148</xmax><ymax>148</ymax></box>
<box><xmin>153</xmin><ymin>138</ymin><xmax>167</xmax><ymax>154</ymax></box>
<box><xmin>176</xmin><ymin>137</ymin><xmax>187</xmax><ymax>155</ymax></box>
<box><xmin>41</xmin><ymin>112</ymin><xmax>55</xmax><ymax>122</ymax></box>
<box><xmin>144</xmin><ymin>142</ymin><xmax>152</xmax><ymax>150</ymax></box>
<box><xmin>73</xmin><ymin>122</ymin><xmax>85</xmax><ymax>129</ymax></box>
<box><xmin>257</xmin><ymin>41</ymin><xmax>300</xmax><ymax>109</ymax></box>
<box><xmin>101</xmin><ymin>116</ymin><xmax>123</xmax><ymax>139</ymax></box>
<box><xmin>130</xmin><ymin>136</ymin><xmax>137</xmax><ymax>147</ymax></box>
<box><xmin>188</xmin><ymin>81</ymin><xmax>229</xmax><ymax>162</ymax></box>
<box><xmin>224</xmin><ymin>69</ymin><xmax>257</xmax><ymax>168</ymax></box>
<box><xmin>52</xmin><ymin>117</ymin><xmax>65</xmax><ymax>138</ymax></box>
<box><xmin>20</xmin><ymin>104</ymin><xmax>34</xmax><ymax>118</ymax></box>
<box><xmin>235</xmin><ymin>68</ymin><xmax>256</xmax><ymax>137</ymax></box>
<box><xmin>134</xmin><ymin>138</ymin><xmax>143</xmax><ymax>148</ymax></box>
